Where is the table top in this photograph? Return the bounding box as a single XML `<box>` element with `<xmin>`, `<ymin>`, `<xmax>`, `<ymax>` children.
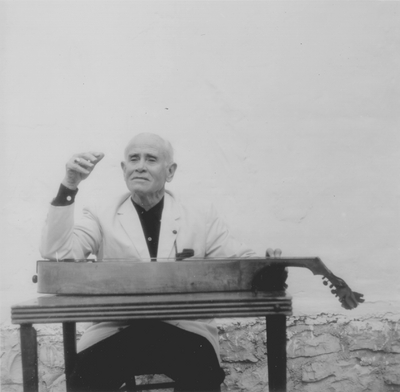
<box><xmin>11</xmin><ymin>291</ymin><xmax>292</xmax><ymax>324</ymax></box>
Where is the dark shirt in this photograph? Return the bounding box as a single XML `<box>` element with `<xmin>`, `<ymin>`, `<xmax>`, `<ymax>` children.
<box><xmin>51</xmin><ymin>184</ymin><xmax>164</xmax><ymax>260</ymax></box>
<box><xmin>131</xmin><ymin>197</ymin><xmax>164</xmax><ymax>260</ymax></box>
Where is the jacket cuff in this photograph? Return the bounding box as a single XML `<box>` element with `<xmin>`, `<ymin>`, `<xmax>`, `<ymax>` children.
<box><xmin>51</xmin><ymin>184</ymin><xmax>79</xmax><ymax>206</ymax></box>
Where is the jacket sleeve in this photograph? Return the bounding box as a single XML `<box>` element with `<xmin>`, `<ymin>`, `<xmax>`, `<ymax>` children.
<box><xmin>204</xmin><ymin>204</ymin><xmax>257</xmax><ymax>258</ymax></box>
<box><xmin>40</xmin><ymin>203</ymin><xmax>102</xmax><ymax>260</ymax></box>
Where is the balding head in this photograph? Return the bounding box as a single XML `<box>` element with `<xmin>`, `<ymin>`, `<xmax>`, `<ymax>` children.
<box><xmin>124</xmin><ymin>133</ymin><xmax>174</xmax><ymax>166</ymax></box>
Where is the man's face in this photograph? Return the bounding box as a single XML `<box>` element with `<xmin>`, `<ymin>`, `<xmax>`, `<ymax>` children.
<box><xmin>121</xmin><ymin>135</ymin><xmax>176</xmax><ymax>197</ymax></box>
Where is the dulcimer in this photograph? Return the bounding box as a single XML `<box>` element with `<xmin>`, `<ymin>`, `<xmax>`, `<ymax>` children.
<box><xmin>33</xmin><ymin>256</ymin><xmax>364</xmax><ymax>310</ymax></box>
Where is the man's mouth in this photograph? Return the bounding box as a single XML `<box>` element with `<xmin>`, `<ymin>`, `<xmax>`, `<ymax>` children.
<box><xmin>132</xmin><ymin>177</ymin><xmax>149</xmax><ymax>181</ymax></box>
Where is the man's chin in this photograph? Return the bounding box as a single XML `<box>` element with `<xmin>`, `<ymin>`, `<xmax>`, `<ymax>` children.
<box><xmin>131</xmin><ymin>185</ymin><xmax>149</xmax><ymax>193</ymax></box>
<box><xmin>127</xmin><ymin>183</ymin><xmax>149</xmax><ymax>194</ymax></box>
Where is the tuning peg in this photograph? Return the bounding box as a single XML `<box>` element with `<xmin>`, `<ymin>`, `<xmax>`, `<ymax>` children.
<box><xmin>323</xmin><ymin>280</ymin><xmax>328</xmax><ymax>286</ymax></box>
<box><xmin>331</xmin><ymin>289</ymin><xmax>337</xmax><ymax>295</ymax></box>
<box><xmin>329</xmin><ymin>284</ymin><xmax>334</xmax><ymax>288</ymax></box>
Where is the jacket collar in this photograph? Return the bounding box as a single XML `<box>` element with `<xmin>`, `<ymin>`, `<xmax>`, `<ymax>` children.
<box><xmin>117</xmin><ymin>191</ymin><xmax>180</xmax><ymax>260</ymax></box>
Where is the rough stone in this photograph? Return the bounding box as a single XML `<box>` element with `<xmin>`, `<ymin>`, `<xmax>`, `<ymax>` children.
<box><xmin>390</xmin><ymin>324</ymin><xmax>400</xmax><ymax>354</ymax></box>
<box><xmin>219</xmin><ymin>325</ymin><xmax>264</xmax><ymax>363</ymax></box>
<box><xmin>383</xmin><ymin>363</ymin><xmax>400</xmax><ymax>386</ymax></box>
<box><xmin>234</xmin><ymin>363</ymin><xmax>268</xmax><ymax>392</ymax></box>
<box><xmin>301</xmin><ymin>356</ymin><xmax>337</xmax><ymax>382</ymax></box>
<box><xmin>288</xmin><ymin>332</ymin><xmax>341</xmax><ymax>358</ymax></box>
<box><xmin>344</xmin><ymin>319</ymin><xmax>393</xmax><ymax>352</ymax></box>
<box><xmin>1</xmin><ymin>326</ymin><xmax>23</xmax><ymax>385</ymax></box>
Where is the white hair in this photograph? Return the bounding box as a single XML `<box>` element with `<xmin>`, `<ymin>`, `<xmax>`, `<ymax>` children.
<box><xmin>124</xmin><ymin>133</ymin><xmax>175</xmax><ymax>166</ymax></box>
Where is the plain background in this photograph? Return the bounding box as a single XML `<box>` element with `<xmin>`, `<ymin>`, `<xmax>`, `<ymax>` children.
<box><xmin>1</xmin><ymin>1</ymin><xmax>399</xmax><ymax>322</ymax></box>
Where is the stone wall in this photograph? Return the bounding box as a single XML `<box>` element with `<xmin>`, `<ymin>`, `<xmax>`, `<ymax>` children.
<box><xmin>1</xmin><ymin>314</ymin><xmax>399</xmax><ymax>392</ymax></box>
<box><xmin>218</xmin><ymin>315</ymin><xmax>400</xmax><ymax>392</ymax></box>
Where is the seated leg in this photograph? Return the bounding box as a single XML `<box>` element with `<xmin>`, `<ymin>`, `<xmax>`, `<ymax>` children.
<box><xmin>68</xmin><ymin>321</ymin><xmax>224</xmax><ymax>392</ymax></box>
<box><xmin>156</xmin><ymin>323</ymin><xmax>224</xmax><ymax>391</ymax></box>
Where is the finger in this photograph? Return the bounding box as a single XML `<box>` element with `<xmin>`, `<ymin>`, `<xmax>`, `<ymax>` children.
<box><xmin>274</xmin><ymin>248</ymin><xmax>282</xmax><ymax>258</ymax></box>
<box><xmin>73</xmin><ymin>156</ymin><xmax>94</xmax><ymax>169</ymax></box>
<box><xmin>91</xmin><ymin>151</ymin><xmax>105</xmax><ymax>162</ymax></box>
<box><xmin>266</xmin><ymin>248</ymin><xmax>274</xmax><ymax>258</ymax></box>
<box><xmin>83</xmin><ymin>151</ymin><xmax>105</xmax><ymax>164</ymax></box>
<box><xmin>68</xmin><ymin>160</ymin><xmax>90</xmax><ymax>175</ymax></box>
<box><xmin>73</xmin><ymin>151</ymin><xmax>104</xmax><ymax>169</ymax></box>
<box><xmin>78</xmin><ymin>152</ymin><xmax>99</xmax><ymax>164</ymax></box>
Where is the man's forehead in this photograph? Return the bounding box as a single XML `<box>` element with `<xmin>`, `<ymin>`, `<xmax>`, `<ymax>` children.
<box><xmin>127</xmin><ymin>144</ymin><xmax>161</xmax><ymax>155</ymax></box>
<box><xmin>125</xmin><ymin>134</ymin><xmax>167</xmax><ymax>157</ymax></box>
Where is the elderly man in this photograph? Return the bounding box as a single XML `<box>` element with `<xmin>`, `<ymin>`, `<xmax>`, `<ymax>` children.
<box><xmin>41</xmin><ymin>133</ymin><xmax>280</xmax><ymax>392</ymax></box>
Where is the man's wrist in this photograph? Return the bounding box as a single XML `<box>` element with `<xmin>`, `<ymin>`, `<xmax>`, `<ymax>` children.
<box><xmin>52</xmin><ymin>183</ymin><xmax>79</xmax><ymax>206</ymax></box>
<box><xmin>61</xmin><ymin>177</ymin><xmax>79</xmax><ymax>190</ymax></box>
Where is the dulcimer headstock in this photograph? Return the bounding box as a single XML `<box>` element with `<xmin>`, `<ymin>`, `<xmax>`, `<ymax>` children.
<box><xmin>320</xmin><ymin>269</ymin><xmax>365</xmax><ymax>310</ymax></box>
<box><xmin>253</xmin><ymin>257</ymin><xmax>364</xmax><ymax>309</ymax></box>
<box><xmin>281</xmin><ymin>257</ymin><xmax>365</xmax><ymax>310</ymax></box>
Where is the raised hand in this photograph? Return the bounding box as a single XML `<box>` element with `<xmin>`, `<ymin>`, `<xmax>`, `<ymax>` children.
<box><xmin>62</xmin><ymin>152</ymin><xmax>105</xmax><ymax>189</ymax></box>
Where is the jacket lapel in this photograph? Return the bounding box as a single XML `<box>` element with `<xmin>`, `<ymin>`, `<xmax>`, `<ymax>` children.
<box><xmin>157</xmin><ymin>192</ymin><xmax>180</xmax><ymax>260</ymax></box>
<box><xmin>117</xmin><ymin>197</ymin><xmax>150</xmax><ymax>260</ymax></box>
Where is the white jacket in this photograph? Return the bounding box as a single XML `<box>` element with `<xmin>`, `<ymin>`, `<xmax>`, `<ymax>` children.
<box><xmin>40</xmin><ymin>190</ymin><xmax>256</xmax><ymax>357</ymax></box>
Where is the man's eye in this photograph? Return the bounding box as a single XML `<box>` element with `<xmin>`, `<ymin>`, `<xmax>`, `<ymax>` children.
<box><xmin>148</xmin><ymin>158</ymin><xmax>156</xmax><ymax>162</ymax></box>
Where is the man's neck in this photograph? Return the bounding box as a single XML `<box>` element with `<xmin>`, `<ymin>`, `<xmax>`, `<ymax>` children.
<box><xmin>131</xmin><ymin>190</ymin><xmax>165</xmax><ymax>211</ymax></box>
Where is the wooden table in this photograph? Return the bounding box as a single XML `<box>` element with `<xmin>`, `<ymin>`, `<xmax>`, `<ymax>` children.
<box><xmin>12</xmin><ymin>291</ymin><xmax>292</xmax><ymax>392</ymax></box>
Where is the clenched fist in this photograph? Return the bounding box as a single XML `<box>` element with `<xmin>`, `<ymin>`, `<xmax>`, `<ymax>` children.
<box><xmin>62</xmin><ymin>152</ymin><xmax>105</xmax><ymax>190</ymax></box>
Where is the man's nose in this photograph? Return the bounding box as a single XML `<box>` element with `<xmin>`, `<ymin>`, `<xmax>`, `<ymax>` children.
<box><xmin>135</xmin><ymin>159</ymin><xmax>147</xmax><ymax>171</ymax></box>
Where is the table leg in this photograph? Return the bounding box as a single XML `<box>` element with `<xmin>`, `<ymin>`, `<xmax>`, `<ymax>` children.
<box><xmin>266</xmin><ymin>315</ymin><xmax>287</xmax><ymax>392</ymax></box>
<box><xmin>20</xmin><ymin>324</ymin><xmax>38</xmax><ymax>392</ymax></box>
<box><xmin>63</xmin><ymin>322</ymin><xmax>77</xmax><ymax>392</ymax></box>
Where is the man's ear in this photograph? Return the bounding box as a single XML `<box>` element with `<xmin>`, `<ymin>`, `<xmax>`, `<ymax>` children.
<box><xmin>166</xmin><ymin>163</ymin><xmax>177</xmax><ymax>183</ymax></box>
<box><xmin>120</xmin><ymin>161</ymin><xmax>126</xmax><ymax>174</ymax></box>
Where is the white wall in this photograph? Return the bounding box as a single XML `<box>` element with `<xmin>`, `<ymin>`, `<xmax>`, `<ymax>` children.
<box><xmin>1</xmin><ymin>1</ymin><xmax>399</xmax><ymax>322</ymax></box>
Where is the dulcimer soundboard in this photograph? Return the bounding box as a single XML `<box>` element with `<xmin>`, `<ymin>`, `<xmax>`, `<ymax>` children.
<box><xmin>33</xmin><ymin>257</ymin><xmax>364</xmax><ymax>310</ymax></box>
